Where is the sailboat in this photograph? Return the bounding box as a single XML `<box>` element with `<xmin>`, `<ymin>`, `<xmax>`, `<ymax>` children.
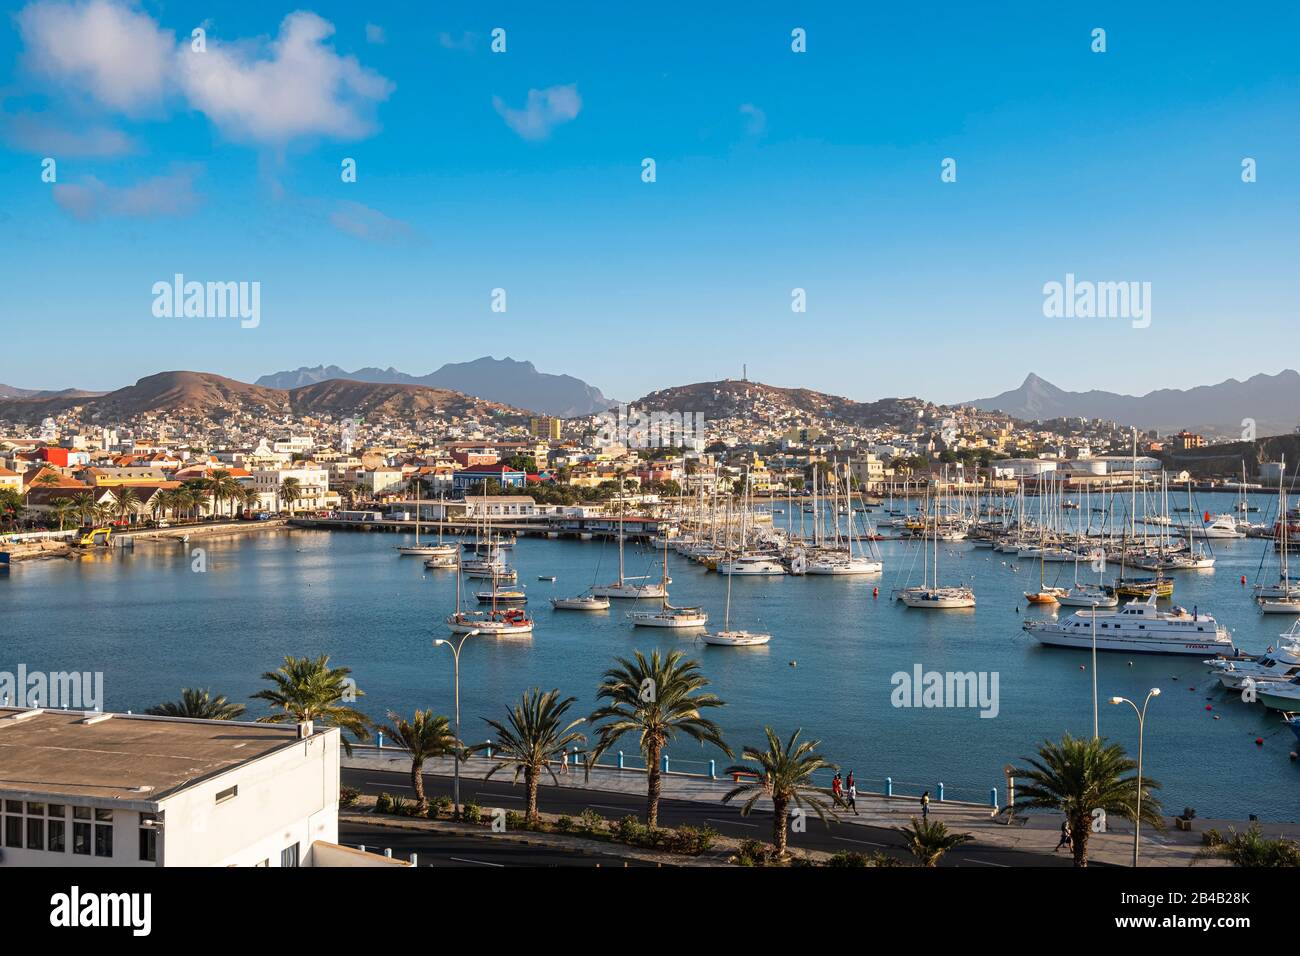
<box><xmin>446</xmin><ymin>551</ymin><xmax>534</xmax><ymax>635</ymax></box>
<box><xmin>591</xmin><ymin>509</ymin><xmax>666</xmax><ymax>598</ymax></box>
<box><xmin>1255</xmin><ymin>457</ymin><xmax>1300</xmax><ymax>610</ymax></box>
<box><xmin>702</xmin><ymin>484</ymin><xmax>772</xmax><ymax>646</ymax></box>
<box><xmin>1059</xmin><ymin>482</ymin><xmax>1118</xmax><ymax>607</ymax></box>
<box><xmin>894</xmin><ymin>492</ymin><xmax>976</xmax><ymax>609</ymax></box>
<box><xmin>1024</xmin><ymin>493</ymin><xmax>1067</xmax><ymax>604</ymax></box>
<box><xmin>805</xmin><ymin>464</ymin><xmax>884</xmax><ymax>574</ymax></box>
<box><xmin>397</xmin><ymin>481</ymin><xmax>459</xmax><ymax>556</ymax></box>
<box><xmin>627</xmin><ymin>541</ymin><xmax>708</xmax><ymax>628</ymax></box>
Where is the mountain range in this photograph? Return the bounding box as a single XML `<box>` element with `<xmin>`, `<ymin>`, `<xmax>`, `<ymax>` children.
<box><xmin>965</xmin><ymin>371</ymin><xmax>1300</xmax><ymax>436</ymax></box>
<box><xmin>254</xmin><ymin>357</ymin><xmax>614</xmax><ymax>418</ymax></box>
<box><xmin>0</xmin><ymin>371</ymin><xmax>531</xmax><ymax>424</ymax></box>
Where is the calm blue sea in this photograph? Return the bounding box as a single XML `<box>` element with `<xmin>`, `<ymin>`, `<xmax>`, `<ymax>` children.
<box><xmin>2</xmin><ymin>491</ymin><xmax>1296</xmax><ymax>821</ymax></box>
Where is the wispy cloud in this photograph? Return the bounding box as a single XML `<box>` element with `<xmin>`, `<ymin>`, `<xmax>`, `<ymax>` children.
<box><xmin>4</xmin><ymin>112</ymin><xmax>136</xmax><ymax>156</ymax></box>
<box><xmin>329</xmin><ymin>200</ymin><xmax>414</xmax><ymax>243</ymax></box>
<box><xmin>52</xmin><ymin>165</ymin><xmax>202</xmax><ymax>221</ymax></box>
<box><xmin>15</xmin><ymin>2</ymin><xmax>394</xmax><ymax>147</ymax></box>
<box><xmin>437</xmin><ymin>31</ymin><xmax>477</xmax><ymax>52</ymax></box>
<box><xmin>492</xmin><ymin>84</ymin><xmax>581</xmax><ymax>141</ymax></box>
<box><xmin>739</xmin><ymin>103</ymin><xmax>767</xmax><ymax>136</ymax></box>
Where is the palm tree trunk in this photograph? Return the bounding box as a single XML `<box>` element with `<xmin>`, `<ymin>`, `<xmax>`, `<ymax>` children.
<box><xmin>525</xmin><ymin>765</ymin><xmax>540</xmax><ymax>825</ymax></box>
<box><xmin>1072</xmin><ymin>812</ymin><xmax>1089</xmax><ymax>867</ymax></box>
<box><xmin>645</xmin><ymin>740</ymin><xmax>663</xmax><ymax>828</ymax></box>
<box><xmin>411</xmin><ymin>757</ymin><xmax>426</xmax><ymax>811</ymax></box>
<box><xmin>773</xmin><ymin>796</ymin><xmax>789</xmax><ymax>856</ymax></box>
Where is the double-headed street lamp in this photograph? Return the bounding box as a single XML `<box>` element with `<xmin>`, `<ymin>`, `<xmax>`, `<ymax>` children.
<box><xmin>1109</xmin><ymin>687</ymin><xmax>1160</xmax><ymax>867</ymax></box>
<box><xmin>434</xmin><ymin>628</ymin><xmax>481</xmax><ymax>819</ymax></box>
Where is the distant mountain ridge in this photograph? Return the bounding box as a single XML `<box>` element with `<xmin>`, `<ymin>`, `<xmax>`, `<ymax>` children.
<box><xmin>632</xmin><ymin>379</ymin><xmax>937</xmax><ymax>429</ymax></box>
<box><xmin>256</xmin><ymin>357</ymin><xmax>614</xmax><ymax>417</ymax></box>
<box><xmin>0</xmin><ymin>371</ymin><xmax>531</xmax><ymax>423</ymax></box>
<box><xmin>965</xmin><ymin>371</ymin><xmax>1300</xmax><ymax>435</ymax></box>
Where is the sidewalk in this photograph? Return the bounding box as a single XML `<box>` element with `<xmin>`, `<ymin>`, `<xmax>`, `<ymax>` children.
<box><xmin>346</xmin><ymin>748</ymin><xmax>1287</xmax><ymax>866</ymax></box>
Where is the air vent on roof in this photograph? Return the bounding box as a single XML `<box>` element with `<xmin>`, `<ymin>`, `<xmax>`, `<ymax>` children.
<box><xmin>0</xmin><ymin>708</ymin><xmax>44</xmax><ymax>726</ymax></box>
<box><xmin>80</xmin><ymin>712</ymin><xmax>112</xmax><ymax>725</ymax></box>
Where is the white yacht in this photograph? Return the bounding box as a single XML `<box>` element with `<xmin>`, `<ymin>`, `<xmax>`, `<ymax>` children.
<box><xmin>1256</xmin><ymin>675</ymin><xmax>1300</xmax><ymax>710</ymax></box>
<box><xmin>1023</xmin><ymin>595</ymin><xmax>1234</xmax><ymax>656</ymax></box>
<box><xmin>446</xmin><ymin>609</ymin><xmax>534</xmax><ymax>635</ymax></box>
<box><xmin>592</xmin><ymin>513</ymin><xmax>667</xmax><ymax>597</ymax></box>
<box><xmin>627</xmin><ymin>544</ymin><xmax>708</xmax><ymax>628</ymax></box>
<box><xmin>717</xmin><ymin>554</ymin><xmax>786</xmax><ymax>575</ymax></box>
<box><xmin>1193</xmin><ymin>514</ymin><xmax>1245</xmax><ymax>539</ymax></box>
<box><xmin>1057</xmin><ymin>585</ymin><xmax>1119</xmax><ymax>608</ymax></box>
<box><xmin>1206</xmin><ymin>636</ymin><xmax>1300</xmax><ymax>690</ymax></box>
<box><xmin>550</xmin><ymin>594</ymin><xmax>611</xmax><ymax>611</ymax></box>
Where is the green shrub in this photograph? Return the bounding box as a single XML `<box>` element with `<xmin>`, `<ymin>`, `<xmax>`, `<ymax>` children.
<box><xmin>374</xmin><ymin>792</ymin><xmax>393</xmax><ymax>814</ymax></box>
<box><xmin>614</xmin><ymin>814</ymin><xmax>647</xmax><ymax>844</ymax></box>
<box><xmin>669</xmin><ymin>824</ymin><xmax>717</xmax><ymax>855</ymax></box>
<box><xmin>340</xmin><ymin>786</ymin><xmax>360</xmax><ymax>809</ymax></box>
<box><xmin>462</xmin><ymin>802</ymin><xmax>482</xmax><ymax>824</ymax></box>
<box><xmin>577</xmin><ymin>808</ymin><xmax>603</xmax><ymax>834</ymax></box>
<box><xmin>433</xmin><ymin>795</ymin><xmax>452</xmax><ymax>816</ymax></box>
<box><xmin>506</xmin><ymin>810</ymin><xmax>526</xmax><ymax>830</ymax></box>
<box><xmin>827</xmin><ymin>850</ymin><xmax>870</xmax><ymax>867</ymax></box>
<box><xmin>732</xmin><ymin>839</ymin><xmax>772</xmax><ymax>867</ymax></box>
<box><xmin>389</xmin><ymin>796</ymin><xmax>409</xmax><ymax>816</ymax></box>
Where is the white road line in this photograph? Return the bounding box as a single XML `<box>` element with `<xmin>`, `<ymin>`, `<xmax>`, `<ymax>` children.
<box><xmin>967</xmin><ymin>858</ymin><xmax>1009</xmax><ymax>867</ymax></box>
<box><xmin>477</xmin><ymin>792</ymin><xmax>524</xmax><ymax>801</ymax></box>
<box><xmin>706</xmin><ymin>817</ymin><xmax>759</xmax><ymax>829</ymax></box>
<box><xmin>448</xmin><ymin>857</ymin><xmax>504</xmax><ymax>867</ymax></box>
<box><xmin>833</xmin><ymin>836</ymin><xmax>886</xmax><ymax>848</ymax></box>
<box><xmin>586</xmin><ymin>804</ymin><xmax>631</xmax><ymax>812</ymax></box>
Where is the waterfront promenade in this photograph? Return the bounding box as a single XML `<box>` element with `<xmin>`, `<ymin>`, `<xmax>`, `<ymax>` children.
<box><xmin>343</xmin><ymin>748</ymin><xmax>1286</xmax><ymax>866</ymax></box>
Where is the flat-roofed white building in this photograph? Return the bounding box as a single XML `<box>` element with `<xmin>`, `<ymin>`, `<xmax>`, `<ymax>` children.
<box><xmin>0</xmin><ymin>708</ymin><xmax>341</xmax><ymax>867</ymax></box>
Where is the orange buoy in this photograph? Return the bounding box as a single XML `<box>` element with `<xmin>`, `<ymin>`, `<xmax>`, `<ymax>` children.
<box><xmin>1205</xmin><ymin>705</ymin><xmax>1213</xmax><ymax>711</ymax></box>
<box><xmin>872</xmin><ymin>586</ymin><xmax>879</xmax><ymax>598</ymax></box>
<box><xmin>1241</xmin><ymin>575</ymin><xmax>1247</xmax><ymax>585</ymax></box>
<box><xmin>1255</xmin><ymin>737</ymin><xmax>1264</xmax><ymax>746</ymax></box>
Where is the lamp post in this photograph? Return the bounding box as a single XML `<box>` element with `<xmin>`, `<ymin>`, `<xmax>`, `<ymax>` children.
<box><xmin>434</xmin><ymin>629</ymin><xmax>481</xmax><ymax>819</ymax></box>
<box><xmin>1109</xmin><ymin>688</ymin><xmax>1160</xmax><ymax>867</ymax></box>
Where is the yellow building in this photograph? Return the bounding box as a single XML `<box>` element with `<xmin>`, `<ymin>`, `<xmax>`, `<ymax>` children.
<box><xmin>529</xmin><ymin>417</ymin><xmax>562</xmax><ymax>441</ymax></box>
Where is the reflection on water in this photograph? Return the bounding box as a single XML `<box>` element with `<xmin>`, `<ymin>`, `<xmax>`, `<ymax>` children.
<box><xmin>1</xmin><ymin>495</ymin><xmax>1296</xmax><ymax>820</ymax></box>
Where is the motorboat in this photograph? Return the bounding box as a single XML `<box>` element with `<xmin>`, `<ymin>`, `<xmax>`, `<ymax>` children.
<box><xmin>1057</xmin><ymin>585</ymin><xmax>1119</xmax><ymax>608</ymax></box>
<box><xmin>717</xmin><ymin>554</ymin><xmax>786</xmax><ymax>575</ymax></box>
<box><xmin>1256</xmin><ymin>675</ymin><xmax>1300</xmax><ymax>710</ymax></box>
<box><xmin>1205</xmin><ymin>632</ymin><xmax>1300</xmax><ymax>689</ymax></box>
<box><xmin>1023</xmin><ymin>595</ymin><xmax>1234</xmax><ymax>656</ymax></box>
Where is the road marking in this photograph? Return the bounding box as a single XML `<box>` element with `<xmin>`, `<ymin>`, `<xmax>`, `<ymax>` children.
<box><xmin>967</xmin><ymin>858</ymin><xmax>1009</xmax><ymax>867</ymax></box>
<box><xmin>476</xmin><ymin>792</ymin><xmax>523</xmax><ymax>801</ymax></box>
<box><xmin>832</xmin><ymin>832</ymin><xmax>883</xmax><ymax>848</ymax></box>
<box><xmin>448</xmin><ymin>857</ymin><xmax>504</xmax><ymax>867</ymax></box>
<box><xmin>586</xmin><ymin>804</ymin><xmax>631</xmax><ymax>813</ymax></box>
<box><xmin>706</xmin><ymin>817</ymin><xmax>759</xmax><ymax>829</ymax></box>
<box><xmin>365</xmin><ymin>780</ymin><xmax>411</xmax><ymax>789</ymax></box>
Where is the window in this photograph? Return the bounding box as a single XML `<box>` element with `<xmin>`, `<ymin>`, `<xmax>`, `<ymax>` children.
<box><xmin>3</xmin><ymin>814</ymin><xmax>19</xmax><ymax>848</ymax></box>
<box><xmin>48</xmin><ymin>819</ymin><xmax>65</xmax><ymax>853</ymax></box>
<box><xmin>280</xmin><ymin>842</ymin><xmax>300</xmax><ymax>868</ymax></box>
<box><xmin>73</xmin><ymin>822</ymin><xmax>90</xmax><ymax>855</ymax></box>
<box><xmin>215</xmin><ymin>785</ymin><xmax>238</xmax><ymax>804</ymax></box>
<box><xmin>25</xmin><ymin>817</ymin><xmax>44</xmax><ymax>850</ymax></box>
<box><xmin>94</xmin><ymin>822</ymin><xmax>113</xmax><ymax>858</ymax></box>
<box><xmin>138</xmin><ymin>813</ymin><xmax>157</xmax><ymax>863</ymax></box>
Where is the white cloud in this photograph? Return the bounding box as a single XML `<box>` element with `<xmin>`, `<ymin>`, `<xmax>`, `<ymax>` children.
<box><xmin>52</xmin><ymin>165</ymin><xmax>201</xmax><ymax>220</ymax></box>
<box><xmin>739</xmin><ymin>103</ymin><xmax>767</xmax><ymax>136</ymax></box>
<box><xmin>16</xmin><ymin>0</ymin><xmax>174</xmax><ymax>115</ymax></box>
<box><xmin>4</xmin><ymin>113</ymin><xmax>136</xmax><ymax>156</ymax></box>
<box><xmin>492</xmin><ymin>84</ymin><xmax>581</xmax><ymax>141</ymax></box>
<box><xmin>437</xmin><ymin>31</ymin><xmax>476</xmax><ymax>52</ymax></box>
<box><xmin>329</xmin><ymin>200</ymin><xmax>413</xmax><ymax>243</ymax></box>
<box><xmin>176</xmin><ymin>12</ymin><xmax>394</xmax><ymax>145</ymax></box>
<box><xmin>364</xmin><ymin>23</ymin><xmax>385</xmax><ymax>45</ymax></box>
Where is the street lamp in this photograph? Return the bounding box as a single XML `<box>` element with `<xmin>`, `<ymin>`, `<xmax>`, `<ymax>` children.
<box><xmin>434</xmin><ymin>628</ymin><xmax>481</xmax><ymax>819</ymax></box>
<box><xmin>1109</xmin><ymin>688</ymin><xmax>1160</xmax><ymax>867</ymax></box>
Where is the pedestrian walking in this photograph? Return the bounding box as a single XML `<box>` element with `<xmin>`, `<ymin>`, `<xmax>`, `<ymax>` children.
<box><xmin>847</xmin><ymin>778</ymin><xmax>858</xmax><ymax>815</ymax></box>
<box><xmin>920</xmin><ymin>790</ymin><xmax>930</xmax><ymax>821</ymax></box>
<box><xmin>1055</xmin><ymin>819</ymin><xmax>1072</xmax><ymax>853</ymax></box>
<box><xmin>831</xmin><ymin>772</ymin><xmax>843</xmax><ymax>806</ymax></box>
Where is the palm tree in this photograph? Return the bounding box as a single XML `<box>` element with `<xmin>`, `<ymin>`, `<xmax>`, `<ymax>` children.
<box><xmin>721</xmin><ymin>727</ymin><xmax>837</xmax><ymax>857</ymax></box>
<box><xmin>72</xmin><ymin>491</ymin><xmax>96</xmax><ymax>527</ymax></box>
<box><xmin>91</xmin><ymin>503</ymin><xmax>114</xmax><ymax>528</ymax></box>
<box><xmin>899</xmin><ymin>816</ymin><xmax>973</xmax><ymax>866</ymax></box>
<box><xmin>279</xmin><ymin>477</ymin><xmax>302</xmax><ymax>515</ymax></box>
<box><xmin>250</xmin><ymin>654</ymin><xmax>374</xmax><ymax>754</ymax></box>
<box><xmin>146</xmin><ymin>688</ymin><xmax>246</xmax><ymax>720</ymax></box>
<box><xmin>108</xmin><ymin>486</ymin><xmax>140</xmax><ymax>526</ymax></box>
<box><xmin>182</xmin><ymin>478</ymin><xmax>211</xmax><ymax>520</ymax></box>
<box><xmin>238</xmin><ymin>485</ymin><xmax>261</xmax><ymax>516</ymax></box>
<box><xmin>50</xmin><ymin>498</ymin><xmax>78</xmax><ymax>531</ymax></box>
<box><xmin>379</xmin><ymin>709</ymin><xmax>458</xmax><ymax>812</ymax></box>
<box><xmin>476</xmin><ymin>689</ymin><xmax>586</xmax><ymax>825</ymax></box>
<box><xmin>1007</xmin><ymin>733</ymin><xmax>1164</xmax><ymax>867</ymax></box>
<box><xmin>207</xmin><ymin>469</ymin><xmax>240</xmax><ymax>519</ymax></box>
<box><xmin>588</xmin><ymin>650</ymin><xmax>731</xmax><ymax>828</ymax></box>
<box><xmin>178</xmin><ymin>484</ymin><xmax>205</xmax><ymax>522</ymax></box>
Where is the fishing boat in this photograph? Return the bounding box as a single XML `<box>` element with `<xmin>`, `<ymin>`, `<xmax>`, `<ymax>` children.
<box><xmin>1023</xmin><ymin>595</ymin><xmax>1233</xmax><ymax>656</ymax></box>
<box><xmin>550</xmin><ymin>594</ymin><xmax>611</xmax><ymax>611</ymax></box>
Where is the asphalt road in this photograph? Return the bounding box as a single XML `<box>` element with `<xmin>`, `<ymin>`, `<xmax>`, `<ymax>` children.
<box><xmin>339</xmin><ymin>821</ymin><xmax>651</xmax><ymax>867</ymax></box>
<box><xmin>342</xmin><ymin>766</ymin><xmax>1079</xmax><ymax>867</ymax></box>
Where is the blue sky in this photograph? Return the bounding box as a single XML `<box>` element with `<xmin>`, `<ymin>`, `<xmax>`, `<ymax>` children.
<box><xmin>1</xmin><ymin>1</ymin><xmax>1297</xmax><ymax>404</ymax></box>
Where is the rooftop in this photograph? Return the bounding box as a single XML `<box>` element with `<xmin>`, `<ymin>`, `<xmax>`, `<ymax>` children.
<box><xmin>0</xmin><ymin>708</ymin><xmax>314</xmax><ymax>803</ymax></box>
